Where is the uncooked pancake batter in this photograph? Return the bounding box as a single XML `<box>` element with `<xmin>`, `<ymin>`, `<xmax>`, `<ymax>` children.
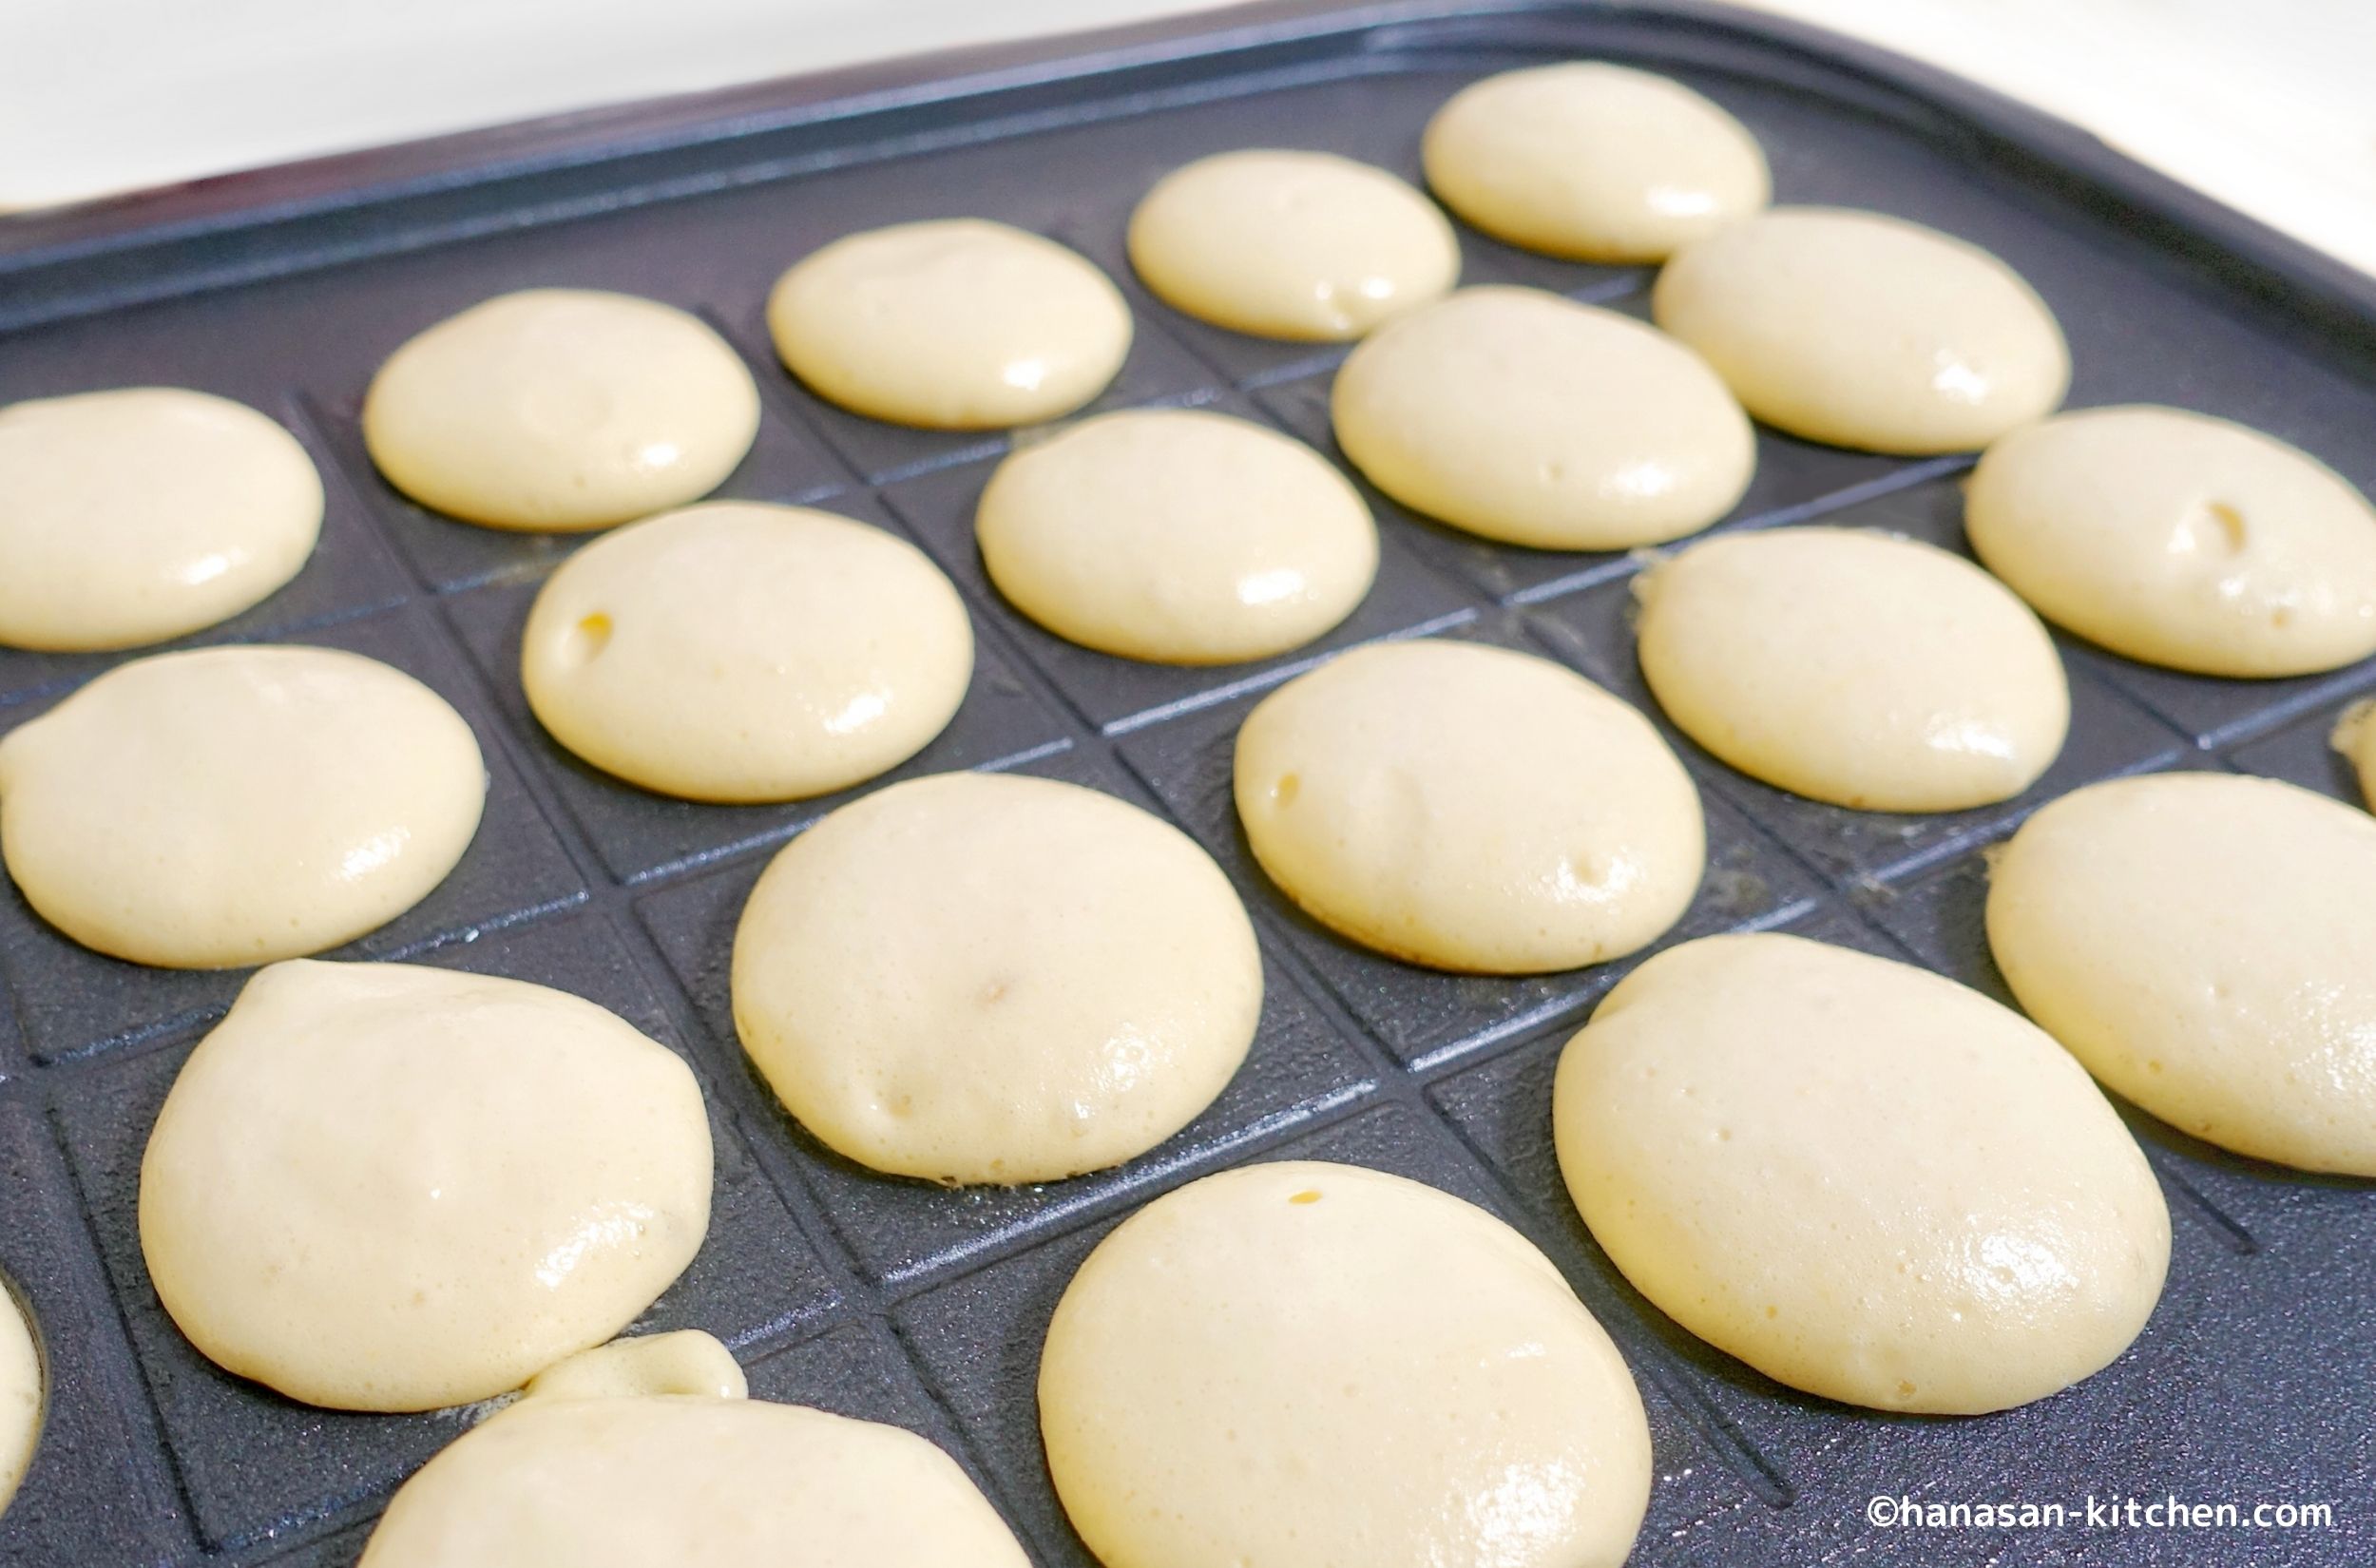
<box><xmin>1423</xmin><ymin>63</ymin><xmax>1770</xmax><ymax>261</ymax></box>
<box><xmin>1555</xmin><ymin>932</ymin><xmax>2170</xmax><ymax>1412</ymax></box>
<box><xmin>732</xmin><ymin>772</ymin><xmax>1262</xmax><ymax>1184</ymax></box>
<box><xmin>0</xmin><ymin>1286</ymin><xmax>37</xmax><ymax>1521</ymax></box>
<box><xmin>1127</xmin><ymin>149</ymin><xmax>1459</xmax><ymax>339</ymax></box>
<box><xmin>1965</xmin><ymin>405</ymin><xmax>2376</xmax><ymax>676</ymax></box>
<box><xmin>1331</xmin><ymin>286</ymin><xmax>1754</xmax><ymax>548</ymax></box>
<box><xmin>975</xmin><ymin>408</ymin><xmax>1376</xmax><ymax>663</ymax></box>
<box><xmin>1653</xmin><ymin>207</ymin><xmax>2069</xmax><ymax>452</ymax></box>
<box><xmin>1987</xmin><ymin>772</ymin><xmax>2376</xmax><ymax>1176</ymax></box>
<box><xmin>1635</xmin><ymin>526</ymin><xmax>2069</xmax><ymax>811</ymax></box>
<box><xmin>1233</xmin><ymin>640</ymin><xmax>1704</xmax><ymax>972</ymax></box>
<box><xmin>140</xmin><ymin>959</ymin><xmax>714</xmax><ymax>1410</ymax></box>
<box><xmin>0</xmin><ymin>643</ymin><xmax>486</xmax><ymax>968</ymax></box>
<box><xmin>0</xmin><ymin>387</ymin><xmax>323</xmax><ymax>652</ymax></box>
<box><xmin>768</xmin><ymin>219</ymin><xmax>1131</xmax><ymax>429</ymax></box>
<box><xmin>1039</xmin><ymin>1160</ymin><xmax>1653</xmax><ymax>1568</ymax></box>
<box><xmin>363</xmin><ymin>288</ymin><xmax>760</xmax><ymax>531</ymax></box>
<box><xmin>521</xmin><ymin>502</ymin><xmax>973</xmax><ymax>801</ymax></box>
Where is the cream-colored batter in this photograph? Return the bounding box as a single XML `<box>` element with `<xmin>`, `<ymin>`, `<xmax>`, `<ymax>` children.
<box><xmin>1636</xmin><ymin>526</ymin><xmax>2069</xmax><ymax>811</ymax></box>
<box><xmin>363</xmin><ymin>288</ymin><xmax>758</xmax><ymax>532</ymax></box>
<box><xmin>522</xmin><ymin>502</ymin><xmax>972</xmax><ymax>802</ymax></box>
<box><xmin>0</xmin><ymin>644</ymin><xmax>485</xmax><ymax>968</ymax></box>
<box><xmin>520</xmin><ymin>1330</ymin><xmax>746</xmax><ymax>1405</ymax></box>
<box><xmin>1652</xmin><ymin>207</ymin><xmax>2070</xmax><ymax>453</ymax></box>
<box><xmin>1965</xmin><ymin>405</ymin><xmax>2376</xmax><ymax>676</ymax></box>
<box><xmin>0</xmin><ymin>1286</ymin><xmax>37</xmax><ymax>1522</ymax></box>
<box><xmin>1555</xmin><ymin>932</ymin><xmax>2170</xmax><ymax>1413</ymax></box>
<box><xmin>2332</xmin><ymin>699</ymin><xmax>2376</xmax><ymax>809</ymax></box>
<box><xmin>1234</xmin><ymin>640</ymin><xmax>1704</xmax><ymax>972</ymax></box>
<box><xmin>359</xmin><ymin>1367</ymin><xmax>1027</xmax><ymax>1566</ymax></box>
<box><xmin>1422</xmin><ymin>63</ymin><xmax>1770</xmax><ymax>262</ymax></box>
<box><xmin>1126</xmin><ymin>149</ymin><xmax>1460</xmax><ymax>340</ymax></box>
<box><xmin>1039</xmin><ymin>1160</ymin><xmax>1652</xmax><ymax>1568</ymax></box>
<box><xmin>1331</xmin><ymin>286</ymin><xmax>1754</xmax><ymax>548</ymax></box>
<box><xmin>140</xmin><ymin>959</ymin><xmax>713</xmax><ymax>1411</ymax></box>
<box><xmin>768</xmin><ymin>219</ymin><xmax>1131</xmax><ymax>429</ymax></box>
<box><xmin>1987</xmin><ymin>772</ymin><xmax>2376</xmax><ymax>1176</ymax></box>
<box><xmin>732</xmin><ymin>772</ymin><xmax>1262</xmax><ymax>1184</ymax></box>
<box><xmin>0</xmin><ymin>388</ymin><xmax>323</xmax><ymax>652</ymax></box>
<box><xmin>975</xmin><ymin>408</ymin><xmax>1377</xmax><ymax>664</ymax></box>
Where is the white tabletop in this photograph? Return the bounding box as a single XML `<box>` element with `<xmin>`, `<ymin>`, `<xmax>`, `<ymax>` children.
<box><xmin>2</xmin><ymin>0</ymin><xmax>2370</xmax><ymax>274</ymax></box>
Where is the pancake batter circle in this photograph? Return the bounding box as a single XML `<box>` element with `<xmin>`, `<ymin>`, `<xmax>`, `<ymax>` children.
<box><xmin>1965</xmin><ymin>405</ymin><xmax>2376</xmax><ymax>677</ymax></box>
<box><xmin>1555</xmin><ymin>932</ymin><xmax>2171</xmax><ymax>1413</ymax></box>
<box><xmin>768</xmin><ymin>219</ymin><xmax>1131</xmax><ymax>429</ymax></box>
<box><xmin>1233</xmin><ymin>639</ymin><xmax>1704</xmax><ymax>973</ymax></box>
<box><xmin>1986</xmin><ymin>772</ymin><xmax>2376</xmax><ymax>1176</ymax></box>
<box><xmin>731</xmin><ymin>772</ymin><xmax>1262</xmax><ymax>1184</ymax></box>
<box><xmin>522</xmin><ymin>502</ymin><xmax>972</xmax><ymax>802</ymax></box>
<box><xmin>0</xmin><ymin>1285</ymin><xmax>37</xmax><ymax>1521</ymax></box>
<box><xmin>1039</xmin><ymin>1159</ymin><xmax>1653</xmax><ymax>1568</ymax></box>
<box><xmin>1127</xmin><ymin>148</ymin><xmax>1460</xmax><ymax>340</ymax></box>
<box><xmin>1635</xmin><ymin>526</ymin><xmax>2069</xmax><ymax>811</ymax></box>
<box><xmin>0</xmin><ymin>387</ymin><xmax>323</xmax><ymax>652</ymax></box>
<box><xmin>975</xmin><ymin>408</ymin><xmax>1377</xmax><ymax>663</ymax></box>
<box><xmin>363</xmin><ymin>288</ymin><xmax>761</xmax><ymax>531</ymax></box>
<box><xmin>1652</xmin><ymin>206</ymin><xmax>2069</xmax><ymax>453</ymax></box>
<box><xmin>1331</xmin><ymin>286</ymin><xmax>1754</xmax><ymax>548</ymax></box>
<box><xmin>1423</xmin><ymin>62</ymin><xmax>1770</xmax><ymax>261</ymax></box>
<box><xmin>0</xmin><ymin>643</ymin><xmax>486</xmax><ymax>968</ymax></box>
<box><xmin>140</xmin><ymin>959</ymin><xmax>713</xmax><ymax>1411</ymax></box>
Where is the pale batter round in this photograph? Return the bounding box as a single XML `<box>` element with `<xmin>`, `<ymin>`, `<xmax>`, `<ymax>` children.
<box><xmin>0</xmin><ymin>644</ymin><xmax>485</xmax><ymax>968</ymax></box>
<box><xmin>1331</xmin><ymin>285</ymin><xmax>1754</xmax><ymax>548</ymax></box>
<box><xmin>0</xmin><ymin>1287</ymin><xmax>36</xmax><ymax>1521</ymax></box>
<box><xmin>1039</xmin><ymin>1160</ymin><xmax>1652</xmax><ymax>1568</ymax></box>
<box><xmin>521</xmin><ymin>1330</ymin><xmax>746</xmax><ymax>1405</ymax></box>
<box><xmin>1652</xmin><ymin>207</ymin><xmax>2069</xmax><ymax>453</ymax></box>
<box><xmin>976</xmin><ymin>408</ymin><xmax>1377</xmax><ymax>663</ymax></box>
<box><xmin>0</xmin><ymin>387</ymin><xmax>323</xmax><ymax>652</ymax></box>
<box><xmin>363</xmin><ymin>288</ymin><xmax>759</xmax><ymax>532</ymax></box>
<box><xmin>768</xmin><ymin>219</ymin><xmax>1131</xmax><ymax>429</ymax></box>
<box><xmin>522</xmin><ymin>502</ymin><xmax>972</xmax><ymax>802</ymax></box>
<box><xmin>1986</xmin><ymin>772</ymin><xmax>2376</xmax><ymax>1176</ymax></box>
<box><xmin>2331</xmin><ymin>699</ymin><xmax>2376</xmax><ymax>809</ymax></box>
<box><xmin>1234</xmin><ymin>640</ymin><xmax>1704</xmax><ymax>973</ymax></box>
<box><xmin>1636</xmin><ymin>526</ymin><xmax>2069</xmax><ymax>811</ymax></box>
<box><xmin>140</xmin><ymin>959</ymin><xmax>714</xmax><ymax>1411</ymax></box>
<box><xmin>732</xmin><ymin>772</ymin><xmax>1262</xmax><ymax>1184</ymax></box>
<box><xmin>1555</xmin><ymin>932</ymin><xmax>2170</xmax><ymax>1414</ymax></box>
<box><xmin>1422</xmin><ymin>63</ymin><xmax>1770</xmax><ymax>262</ymax></box>
<box><xmin>1965</xmin><ymin>405</ymin><xmax>2376</xmax><ymax>676</ymax></box>
<box><xmin>359</xmin><ymin>1387</ymin><xmax>1028</xmax><ymax>1567</ymax></box>
<box><xmin>1126</xmin><ymin>149</ymin><xmax>1459</xmax><ymax>340</ymax></box>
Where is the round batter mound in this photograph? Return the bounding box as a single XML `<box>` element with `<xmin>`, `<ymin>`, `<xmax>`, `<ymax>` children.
<box><xmin>522</xmin><ymin>503</ymin><xmax>972</xmax><ymax>802</ymax></box>
<box><xmin>363</xmin><ymin>289</ymin><xmax>760</xmax><ymax>531</ymax></box>
<box><xmin>1987</xmin><ymin>772</ymin><xmax>2376</xmax><ymax>1176</ymax></box>
<box><xmin>1234</xmin><ymin>640</ymin><xmax>1703</xmax><ymax>972</ymax></box>
<box><xmin>1652</xmin><ymin>207</ymin><xmax>2069</xmax><ymax>453</ymax></box>
<box><xmin>0</xmin><ymin>644</ymin><xmax>485</xmax><ymax>968</ymax></box>
<box><xmin>1965</xmin><ymin>405</ymin><xmax>2376</xmax><ymax>677</ymax></box>
<box><xmin>732</xmin><ymin>772</ymin><xmax>1262</xmax><ymax>1184</ymax></box>
<box><xmin>1422</xmin><ymin>63</ymin><xmax>1770</xmax><ymax>262</ymax></box>
<box><xmin>768</xmin><ymin>220</ymin><xmax>1131</xmax><ymax>429</ymax></box>
<box><xmin>1040</xmin><ymin>1160</ymin><xmax>1652</xmax><ymax>1568</ymax></box>
<box><xmin>522</xmin><ymin>1329</ymin><xmax>746</xmax><ymax>1405</ymax></box>
<box><xmin>1636</xmin><ymin>526</ymin><xmax>2069</xmax><ymax>812</ymax></box>
<box><xmin>0</xmin><ymin>1286</ymin><xmax>37</xmax><ymax>1521</ymax></box>
<box><xmin>1127</xmin><ymin>149</ymin><xmax>1460</xmax><ymax>340</ymax></box>
<box><xmin>1331</xmin><ymin>286</ymin><xmax>1754</xmax><ymax>548</ymax></box>
<box><xmin>360</xmin><ymin>1392</ymin><xmax>1028</xmax><ymax>1567</ymax></box>
<box><xmin>140</xmin><ymin>959</ymin><xmax>714</xmax><ymax>1411</ymax></box>
<box><xmin>1555</xmin><ymin>932</ymin><xmax>2170</xmax><ymax>1413</ymax></box>
<box><xmin>976</xmin><ymin>408</ymin><xmax>1377</xmax><ymax>663</ymax></box>
<box><xmin>0</xmin><ymin>388</ymin><xmax>323</xmax><ymax>652</ymax></box>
